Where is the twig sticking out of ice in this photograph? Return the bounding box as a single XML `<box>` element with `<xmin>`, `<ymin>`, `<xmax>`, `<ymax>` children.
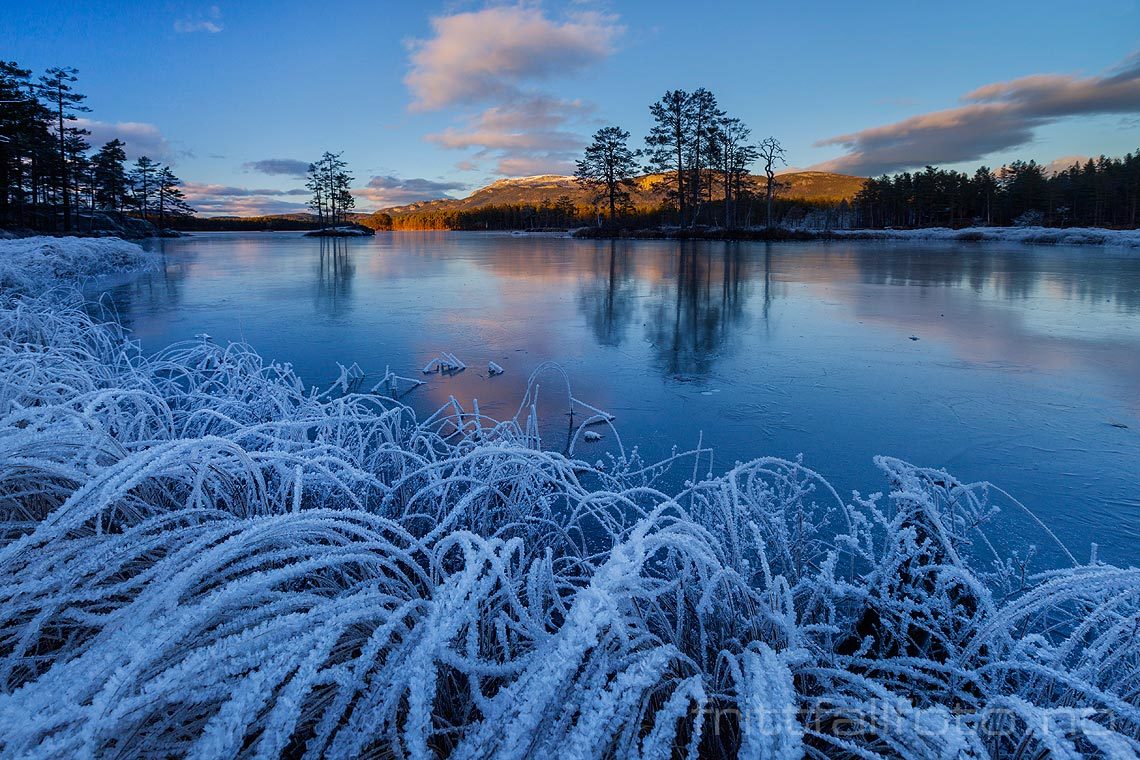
<box><xmin>442</xmin><ymin>351</ymin><xmax>466</xmax><ymax>372</ymax></box>
<box><xmin>488</xmin><ymin>361</ymin><xmax>504</xmax><ymax>376</ymax></box>
<box><xmin>422</xmin><ymin>351</ymin><xmax>466</xmax><ymax>374</ymax></box>
<box><xmin>582</xmin><ymin>430</ymin><xmax>602</xmax><ymax>442</ymax></box>
<box><xmin>328</xmin><ymin>361</ymin><xmax>365</xmax><ymax>394</ymax></box>
<box><xmin>371</xmin><ymin>365</ymin><xmax>425</xmax><ymax>397</ymax></box>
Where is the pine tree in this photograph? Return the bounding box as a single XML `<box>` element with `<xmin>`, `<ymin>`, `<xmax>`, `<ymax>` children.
<box><xmin>92</xmin><ymin>139</ymin><xmax>128</xmax><ymax>213</ymax></box>
<box><xmin>64</xmin><ymin>124</ymin><xmax>90</xmax><ymax>226</ymax></box>
<box><xmin>0</xmin><ymin>61</ymin><xmax>51</xmax><ymax>226</ymax></box>
<box><xmin>36</xmin><ymin>67</ymin><xmax>88</xmax><ymax>231</ymax></box>
<box><xmin>575</xmin><ymin>126</ymin><xmax>639</xmax><ymax>226</ymax></box>
<box><xmin>645</xmin><ymin>90</ymin><xmax>692</xmax><ymax>226</ymax></box>
<box><xmin>684</xmin><ymin>89</ymin><xmax>723</xmax><ymax>223</ymax></box>
<box><xmin>305</xmin><ymin>163</ymin><xmax>324</xmax><ymax>227</ymax></box>
<box><xmin>155</xmin><ymin>166</ymin><xmax>193</xmax><ymax>228</ymax></box>
<box><xmin>972</xmin><ymin>166</ymin><xmax>997</xmax><ymax>225</ymax></box>
<box><xmin>554</xmin><ymin>195</ymin><xmax>577</xmax><ymax>227</ymax></box>
<box><xmin>334</xmin><ymin>169</ymin><xmax>355</xmax><ymax>224</ymax></box>
<box><xmin>306</xmin><ymin>152</ymin><xmax>354</xmax><ymax>227</ymax></box>
<box><xmin>710</xmin><ymin>116</ymin><xmax>756</xmax><ymax>228</ymax></box>
<box><xmin>130</xmin><ymin>156</ymin><xmax>158</xmax><ymax>221</ymax></box>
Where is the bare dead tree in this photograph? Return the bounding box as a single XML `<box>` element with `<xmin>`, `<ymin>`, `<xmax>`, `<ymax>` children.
<box><xmin>758</xmin><ymin>137</ymin><xmax>787</xmax><ymax>229</ymax></box>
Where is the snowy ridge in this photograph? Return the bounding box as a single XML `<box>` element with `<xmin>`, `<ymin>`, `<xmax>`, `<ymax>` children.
<box><xmin>0</xmin><ymin>236</ymin><xmax>159</xmax><ymax>295</ymax></box>
<box><xmin>830</xmin><ymin>225</ymin><xmax>1140</xmax><ymax>247</ymax></box>
<box><xmin>481</xmin><ymin>174</ymin><xmax>575</xmax><ymax>188</ymax></box>
<box><xmin>0</xmin><ymin>296</ymin><xmax>1135</xmax><ymax>757</ymax></box>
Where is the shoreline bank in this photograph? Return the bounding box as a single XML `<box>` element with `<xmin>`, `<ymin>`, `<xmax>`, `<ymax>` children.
<box><xmin>572</xmin><ymin>224</ymin><xmax>1140</xmax><ymax>247</ymax></box>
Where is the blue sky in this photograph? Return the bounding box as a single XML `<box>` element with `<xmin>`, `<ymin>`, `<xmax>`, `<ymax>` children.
<box><xmin>4</xmin><ymin>1</ymin><xmax>1139</xmax><ymax>214</ymax></box>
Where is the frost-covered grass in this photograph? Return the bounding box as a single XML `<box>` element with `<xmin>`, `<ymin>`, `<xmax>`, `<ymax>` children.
<box><xmin>0</xmin><ymin>254</ymin><xmax>1137</xmax><ymax>757</ymax></box>
<box><xmin>831</xmin><ymin>226</ymin><xmax>1140</xmax><ymax>248</ymax></box>
<box><xmin>0</xmin><ymin>236</ymin><xmax>158</xmax><ymax>296</ymax></box>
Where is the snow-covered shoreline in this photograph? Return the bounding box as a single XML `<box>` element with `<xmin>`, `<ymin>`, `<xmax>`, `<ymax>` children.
<box><xmin>829</xmin><ymin>225</ymin><xmax>1140</xmax><ymax>247</ymax></box>
<box><xmin>0</xmin><ymin>235</ymin><xmax>158</xmax><ymax>296</ymax></box>
<box><xmin>574</xmin><ymin>224</ymin><xmax>1140</xmax><ymax>247</ymax></box>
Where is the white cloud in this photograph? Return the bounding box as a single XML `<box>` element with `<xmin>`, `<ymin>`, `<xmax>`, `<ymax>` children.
<box><xmin>174</xmin><ymin>5</ymin><xmax>223</xmax><ymax>33</ymax></box>
<box><xmin>75</xmin><ymin>119</ymin><xmax>174</xmax><ymax>161</ymax></box>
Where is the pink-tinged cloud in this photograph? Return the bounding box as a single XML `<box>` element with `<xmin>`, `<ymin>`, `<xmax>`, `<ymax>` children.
<box><xmin>427</xmin><ymin>96</ymin><xmax>589</xmax><ymax>152</ymax></box>
<box><xmin>75</xmin><ymin>119</ymin><xmax>173</xmax><ymax>161</ymax></box>
<box><xmin>405</xmin><ymin>5</ymin><xmax>619</xmax><ymax>179</ymax></box>
<box><xmin>424</xmin><ymin>95</ymin><xmax>594</xmax><ymax>177</ymax></box>
<box><xmin>405</xmin><ymin>6</ymin><xmax>621</xmax><ymax>112</ymax></box>
<box><xmin>493</xmin><ymin>155</ymin><xmax>575</xmax><ymax>177</ymax></box>
<box><xmin>813</xmin><ymin>52</ymin><xmax>1140</xmax><ymax>175</ymax></box>
<box><xmin>353</xmin><ymin>175</ymin><xmax>468</xmax><ymax>208</ymax></box>
<box><xmin>181</xmin><ymin>182</ymin><xmax>310</xmax><ymax>216</ymax></box>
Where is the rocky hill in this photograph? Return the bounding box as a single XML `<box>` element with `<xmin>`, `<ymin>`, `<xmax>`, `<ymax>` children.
<box><xmin>377</xmin><ymin>171</ymin><xmax>866</xmax><ymax>217</ymax></box>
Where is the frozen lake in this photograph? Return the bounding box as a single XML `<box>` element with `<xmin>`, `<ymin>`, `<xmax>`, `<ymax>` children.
<box><xmin>90</xmin><ymin>231</ymin><xmax>1140</xmax><ymax>565</ymax></box>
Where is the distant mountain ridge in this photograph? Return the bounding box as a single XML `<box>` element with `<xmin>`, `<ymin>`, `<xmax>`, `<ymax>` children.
<box><xmin>377</xmin><ymin>171</ymin><xmax>866</xmax><ymax>217</ymax></box>
<box><xmin>176</xmin><ymin>171</ymin><xmax>866</xmax><ymax>229</ymax></box>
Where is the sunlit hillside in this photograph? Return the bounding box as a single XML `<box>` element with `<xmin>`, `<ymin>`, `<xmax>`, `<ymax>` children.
<box><xmin>376</xmin><ymin>170</ymin><xmax>866</xmax><ymax>219</ymax></box>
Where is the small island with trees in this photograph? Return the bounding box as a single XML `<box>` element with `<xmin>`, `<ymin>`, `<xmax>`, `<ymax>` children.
<box><xmin>302</xmin><ymin>152</ymin><xmax>373</xmax><ymax>237</ymax></box>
